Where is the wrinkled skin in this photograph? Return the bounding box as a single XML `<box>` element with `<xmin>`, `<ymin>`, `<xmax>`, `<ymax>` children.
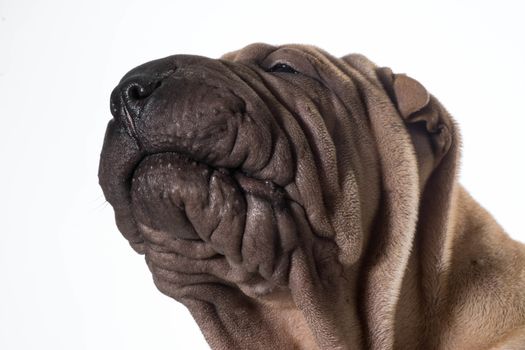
<box><xmin>99</xmin><ymin>44</ymin><xmax>525</xmax><ymax>349</ymax></box>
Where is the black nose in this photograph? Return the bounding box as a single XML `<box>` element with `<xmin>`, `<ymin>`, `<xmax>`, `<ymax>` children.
<box><xmin>110</xmin><ymin>75</ymin><xmax>163</xmax><ymax>133</ymax></box>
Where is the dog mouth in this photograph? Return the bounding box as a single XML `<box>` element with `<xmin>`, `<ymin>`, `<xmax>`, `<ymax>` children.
<box><xmin>130</xmin><ymin>151</ymin><xmax>293</xmax><ymax>248</ymax></box>
<box><xmin>99</xmin><ymin>110</ymin><xmax>303</xmax><ymax>295</ymax></box>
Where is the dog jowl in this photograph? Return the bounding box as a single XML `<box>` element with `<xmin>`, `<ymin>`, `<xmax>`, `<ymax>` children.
<box><xmin>99</xmin><ymin>44</ymin><xmax>525</xmax><ymax>349</ymax></box>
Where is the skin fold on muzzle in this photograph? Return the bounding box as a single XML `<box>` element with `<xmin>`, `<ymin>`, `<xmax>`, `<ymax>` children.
<box><xmin>99</xmin><ymin>43</ymin><xmax>525</xmax><ymax>349</ymax></box>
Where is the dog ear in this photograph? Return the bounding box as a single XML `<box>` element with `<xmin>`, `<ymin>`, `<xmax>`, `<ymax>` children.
<box><xmin>376</xmin><ymin>67</ymin><xmax>453</xmax><ymax>185</ymax></box>
<box><xmin>381</xmin><ymin>70</ymin><xmax>430</xmax><ymax>118</ymax></box>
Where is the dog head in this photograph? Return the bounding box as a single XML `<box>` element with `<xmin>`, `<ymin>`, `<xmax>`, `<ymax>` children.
<box><xmin>99</xmin><ymin>43</ymin><xmax>456</xmax><ymax>348</ymax></box>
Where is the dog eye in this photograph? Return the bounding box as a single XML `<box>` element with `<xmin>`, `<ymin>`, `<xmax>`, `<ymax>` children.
<box><xmin>267</xmin><ymin>63</ymin><xmax>299</xmax><ymax>74</ymax></box>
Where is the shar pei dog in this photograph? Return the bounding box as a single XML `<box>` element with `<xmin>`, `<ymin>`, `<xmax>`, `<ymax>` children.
<box><xmin>99</xmin><ymin>43</ymin><xmax>525</xmax><ymax>349</ymax></box>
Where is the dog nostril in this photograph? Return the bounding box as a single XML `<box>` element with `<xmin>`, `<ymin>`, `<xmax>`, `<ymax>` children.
<box><xmin>127</xmin><ymin>80</ymin><xmax>162</xmax><ymax>101</ymax></box>
<box><xmin>118</xmin><ymin>78</ymin><xmax>163</xmax><ymax>122</ymax></box>
<box><xmin>109</xmin><ymin>77</ymin><xmax>164</xmax><ymax>138</ymax></box>
<box><xmin>124</xmin><ymin>80</ymin><xmax>161</xmax><ymax>103</ymax></box>
<box><xmin>127</xmin><ymin>84</ymin><xmax>145</xmax><ymax>100</ymax></box>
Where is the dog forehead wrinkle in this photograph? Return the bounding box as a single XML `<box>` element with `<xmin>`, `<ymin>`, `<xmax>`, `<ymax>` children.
<box><xmin>239</xmin><ymin>70</ymin><xmax>342</xmax><ymax>228</ymax></box>
<box><xmin>215</xmin><ymin>64</ymin><xmax>309</xmax><ymax>185</ymax></box>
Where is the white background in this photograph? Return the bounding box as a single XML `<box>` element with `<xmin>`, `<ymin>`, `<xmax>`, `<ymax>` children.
<box><xmin>1</xmin><ymin>0</ymin><xmax>524</xmax><ymax>349</ymax></box>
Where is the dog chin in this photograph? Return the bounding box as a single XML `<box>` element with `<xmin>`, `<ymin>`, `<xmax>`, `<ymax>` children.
<box><xmin>128</xmin><ymin>152</ymin><xmax>300</xmax><ymax>298</ymax></box>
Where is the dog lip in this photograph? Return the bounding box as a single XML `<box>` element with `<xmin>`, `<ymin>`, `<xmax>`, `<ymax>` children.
<box><xmin>100</xmin><ymin>120</ymin><xmax>296</xmax><ymax>211</ymax></box>
<box><xmin>129</xmin><ymin>151</ymin><xmax>295</xmax><ymax>205</ymax></box>
<box><xmin>125</xmin><ymin>150</ymin><xmax>300</xmax><ymax>238</ymax></box>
